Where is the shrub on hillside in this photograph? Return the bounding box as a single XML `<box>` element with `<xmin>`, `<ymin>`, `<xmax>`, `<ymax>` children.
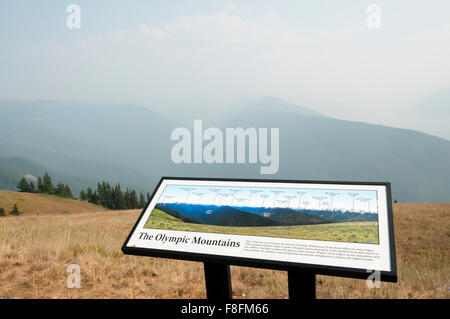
<box><xmin>9</xmin><ymin>204</ymin><xmax>20</xmax><ymax>216</ymax></box>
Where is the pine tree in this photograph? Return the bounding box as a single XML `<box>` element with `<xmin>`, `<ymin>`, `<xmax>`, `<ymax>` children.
<box><xmin>80</xmin><ymin>190</ymin><xmax>87</xmax><ymax>201</ymax></box>
<box><xmin>139</xmin><ymin>192</ymin><xmax>146</xmax><ymax>208</ymax></box>
<box><xmin>146</xmin><ymin>192</ymin><xmax>151</xmax><ymax>202</ymax></box>
<box><xmin>79</xmin><ymin>181</ymin><xmax>148</xmax><ymax>210</ymax></box>
<box><xmin>104</xmin><ymin>182</ymin><xmax>113</xmax><ymax>209</ymax></box>
<box><xmin>55</xmin><ymin>182</ymin><xmax>65</xmax><ymax>197</ymax></box>
<box><xmin>123</xmin><ymin>188</ymin><xmax>129</xmax><ymax>209</ymax></box>
<box><xmin>28</xmin><ymin>181</ymin><xmax>35</xmax><ymax>193</ymax></box>
<box><xmin>64</xmin><ymin>185</ymin><xmax>74</xmax><ymax>199</ymax></box>
<box><xmin>17</xmin><ymin>177</ymin><xmax>30</xmax><ymax>192</ymax></box>
<box><xmin>86</xmin><ymin>187</ymin><xmax>94</xmax><ymax>203</ymax></box>
<box><xmin>37</xmin><ymin>176</ymin><xmax>44</xmax><ymax>193</ymax></box>
<box><xmin>131</xmin><ymin>190</ymin><xmax>138</xmax><ymax>209</ymax></box>
<box><xmin>9</xmin><ymin>204</ymin><xmax>20</xmax><ymax>216</ymax></box>
<box><xmin>42</xmin><ymin>172</ymin><xmax>54</xmax><ymax>194</ymax></box>
<box><xmin>106</xmin><ymin>182</ymin><xmax>114</xmax><ymax>209</ymax></box>
<box><xmin>0</xmin><ymin>208</ymin><xmax>5</xmax><ymax>217</ymax></box>
<box><xmin>97</xmin><ymin>182</ymin><xmax>104</xmax><ymax>206</ymax></box>
<box><xmin>92</xmin><ymin>190</ymin><xmax>100</xmax><ymax>204</ymax></box>
<box><xmin>113</xmin><ymin>184</ymin><xmax>127</xmax><ymax>210</ymax></box>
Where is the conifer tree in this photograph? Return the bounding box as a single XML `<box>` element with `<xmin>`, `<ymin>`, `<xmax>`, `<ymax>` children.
<box><xmin>17</xmin><ymin>177</ymin><xmax>30</xmax><ymax>192</ymax></box>
<box><xmin>93</xmin><ymin>190</ymin><xmax>100</xmax><ymax>204</ymax></box>
<box><xmin>55</xmin><ymin>182</ymin><xmax>65</xmax><ymax>197</ymax></box>
<box><xmin>37</xmin><ymin>176</ymin><xmax>44</xmax><ymax>193</ymax></box>
<box><xmin>113</xmin><ymin>184</ymin><xmax>126</xmax><ymax>210</ymax></box>
<box><xmin>0</xmin><ymin>208</ymin><xmax>5</xmax><ymax>217</ymax></box>
<box><xmin>42</xmin><ymin>172</ymin><xmax>54</xmax><ymax>194</ymax></box>
<box><xmin>86</xmin><ymin>187</ymin><xmax>94</xmax><ymax>202</ymax></box>
<box><xmin>139</xmin><ymin>193</ymin><xmax>146</xmax><ymax>208</ymax></box>
<box><xmin>122</xmin><ymin>188</ymin><xmax>127</xmax><ymax>209</ymax></box>
<box><xmin>97</xmin><ymin>182</ymin><xmax>104</xmax><ymax>206</ymax></box>
<box><xmin>29</xmin><ymin>181</ymin><xmax>35</xmax><ymax>193</ymax></box>
<box><xmin>64</xmin><ymin>185</ymin><xmax>74</xmax><ymax>199</ymax></box>
<box><xmin>9</xmin><ymin>204</ymin><xmax>20</xmax><ymax>216</ymax></box>
<box><xmin>104</xmin><ymin>182</ymin><xmax>113</xmax><ymax>209</ymax></box>
<box><xmin>131</xmin><ymin>190</ymin><xmax>138</xmax><ymax>209</ymax></box>
<box><xmin>79</xmin><ymin>181</ymin><xmax>150</xmax><ymax>211</ymax></box>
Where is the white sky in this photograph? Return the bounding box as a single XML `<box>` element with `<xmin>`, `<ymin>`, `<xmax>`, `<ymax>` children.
<box><xmin>1</xmin><ymin>1</ymin><xmax>449</xmax><ymax>137</ymax></box>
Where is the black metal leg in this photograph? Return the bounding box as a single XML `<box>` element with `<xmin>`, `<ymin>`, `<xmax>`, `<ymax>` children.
<box><xmin>288</xmin><ymin>271</ymin><xmax>316</xmax><ymax>299</ymax></box>
<box><xmin>204</xmin><ymin>263</ymin><xmax>232</xmax><ymax>300</ymax></box>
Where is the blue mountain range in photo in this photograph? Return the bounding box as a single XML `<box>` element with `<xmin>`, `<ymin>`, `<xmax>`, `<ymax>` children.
<box><xmin>154</xmin><ymin>202</ymin><xmax>378</xmax><ymax>227</ymax></box>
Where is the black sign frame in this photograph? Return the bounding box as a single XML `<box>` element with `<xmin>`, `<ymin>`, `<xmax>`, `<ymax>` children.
<box><xmin>122</xmin><ymin>177</ymin><xmax>397</xmax><ymax>283</ymax></box>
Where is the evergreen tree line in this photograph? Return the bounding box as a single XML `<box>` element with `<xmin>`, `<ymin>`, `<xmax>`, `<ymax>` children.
<box><xmin>16</xmin><ymin>173</ymin><xmax>74</xmax><ymax>199</ymax></box>
<box><xmin>79</xmin><ymin>181</ymin><xmax>150</xmax><ymax>210</ymax></box>
<box><xmin>15</xmin><ymin>172</ymin><xmax>149</xmax><ymax>210</ymax></box>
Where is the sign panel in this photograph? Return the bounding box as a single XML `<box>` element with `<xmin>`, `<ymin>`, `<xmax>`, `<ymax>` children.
<box><xmin>122</xmin><ymin>177</ymin><xmax>397</xmax><ymax>282</ymax></box>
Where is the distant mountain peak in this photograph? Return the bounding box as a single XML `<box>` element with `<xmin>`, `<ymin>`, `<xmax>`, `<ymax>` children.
<box><xmin>416</xmin><ymin>87</ymin><xmax>450</xmax><ymax>117</ymax></box>
<box><xmin>249</xmin><ymin>96</ymin><xmax>326</xmax><ymax>118</ymax></box>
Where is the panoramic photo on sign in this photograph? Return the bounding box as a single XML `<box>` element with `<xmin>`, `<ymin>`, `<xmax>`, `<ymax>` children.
<box><xmin>123</xmin><ymin>178</ymin><xmax>396</xmax><ymax>279</ymax></box>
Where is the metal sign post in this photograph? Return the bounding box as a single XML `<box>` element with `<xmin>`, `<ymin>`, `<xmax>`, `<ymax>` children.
<box><xmin>203</xmin><ymin>263</ymin><xmax>232</xmax><ymax>299</ymax></box>
<box><xmin>203</xmin><ymin>264</ymin><xmax>316</xmax><ymax>300</ymax></box>
<box><xmin>288</xmin><ymin>271</ymin><xmax>316</xmax><ymax>299</ymax></box>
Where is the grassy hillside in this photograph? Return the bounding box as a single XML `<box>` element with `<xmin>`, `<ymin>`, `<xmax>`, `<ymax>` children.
<box><xmin>0</xmin><ymin>203</ymin><xmax>448</xmax><ymax>298</ymax></box>
<box><xmin>150</xmin><ymin>208</ymin><xmax>181</xmax><ymax>221</ymax></box>
<box><xmin>0</xmin><ymin>190</ymin><xmax>108</xmax><ymax>216</ymax></box>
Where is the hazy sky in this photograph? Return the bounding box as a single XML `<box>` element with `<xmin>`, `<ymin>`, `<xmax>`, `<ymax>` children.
<box><xmin>1</xmin><ymin>1</ymin><xmax>449</xmax><ymax>137</ymax></box>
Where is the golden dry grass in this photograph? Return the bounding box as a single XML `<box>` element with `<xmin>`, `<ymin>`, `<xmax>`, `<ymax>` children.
<box><xmin>0</xmin><ymin>190</ymin><xmax>108</xmax><ymax>216</ymax></box>
<box><xmin>0</xmin><ymin>202</ymin><xmax>448</xmax><ymax>299</ymax></box>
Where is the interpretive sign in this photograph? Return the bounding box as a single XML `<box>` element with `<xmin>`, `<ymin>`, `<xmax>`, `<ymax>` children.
<box><xmin>122</xmin><ymin>177</ymin><xmax>397</xmax><ymax>282</ymax></box>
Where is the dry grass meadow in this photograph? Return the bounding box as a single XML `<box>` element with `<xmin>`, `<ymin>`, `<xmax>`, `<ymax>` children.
<box><xmin>0</xmin><ymin>194</ymin><xmax>448</xmax><ymax>299</ymax></box>
<box><xmin>0</xmin><ymin>190</ymin><xmax>108</xmax><ymax>216</ymax></box>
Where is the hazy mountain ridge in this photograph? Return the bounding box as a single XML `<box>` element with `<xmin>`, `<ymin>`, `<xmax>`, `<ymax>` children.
<box><xmin>237</xmin><ymin>206</ymin><xmax>378</xmax><ymax>223</ymax></box>
<box><xmin>244</xmin><ymin>96</ymin><xmax>326</xmax><ymax>118</ymax></box>
<box><xmin>415</xmin><ymin>87</ymin><xmax>450</xmax><ymax>118</ymax></box>
<box><xmin>216</xmin><ymin>107</ymin><xmax>450</xmax><ymax>202</ymax></box>
<box><xmin>408</xmin><ymin>87</ymin><xmax>450</xmax><ymax>140</ymax></box>
<box><xmin>0</xmin><ymin>156</ymin><xmax>97</xmax><ymax>195</ymax></box>
<box><xmin>155</xmin><ymin>203</ymin><xmax>279</xmax><ymax>226</ymax></box>
<box><xmin>0</xmin><ymin>100</ymin><xmax>174</xmax><ymax>193</ymax></box>
<box><xmin>1</xmin><ymin>97</ymin><xmax>449</xmax><ymax>202</ymax></box>
<box><xmin>0</xmin><ymin>156</ymin><xmax>144</xmax><ymax>196</ymax></box>
<box><xmin>155</xmin><ymin>202</ymin><xmax>376</xmax><ymax>227</ymax></box>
